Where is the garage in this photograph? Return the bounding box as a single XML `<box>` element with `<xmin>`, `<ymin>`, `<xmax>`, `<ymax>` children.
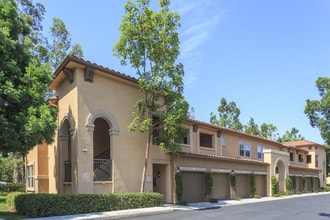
<box><xmin>213</xmin><ymin>173</ymin><xmax>230</xmax><ymax>199</ymax></box>
<box><xmin>256</xmin><ymin>175</ymin><xmax>267</xmax><ymax>196</ymax></box>
<box><xmin>181</xmin><ymin>172</ymin><xmax>205</xmax><ymax>202</ymax></box>
<box><xmin>236</xmin><ymin>174</ymin><xmax>250</xmax><ymax>198</ymax></box>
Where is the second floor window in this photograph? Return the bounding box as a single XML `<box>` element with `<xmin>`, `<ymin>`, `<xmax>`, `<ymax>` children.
<box><xmin>290</xmin><ymin>152</ymin><xmax>294</xmax><ymax>161</ymax></box>
<box><xmin>298</xmin><ymin>154</ymin><xmax>303</xmax><ymax>162</ymax></box>
<box><xmin>239</xmin><ymin>142</ymin><xmax>250</xmax><ymax>157</ymax></box>
<box><xmin>306</xmin><ymin>155</ymin><xmax>312</xmax><ymax>164</ymax></box>
<box><xmin>257</xmin><ymin>146</ymin><xmax>265</xmax><ymax>159</ymax></box>
<box><xmin>200</xmin><ymin>133</ymin><xmax>213</xmax><ymax>148</ymax></box>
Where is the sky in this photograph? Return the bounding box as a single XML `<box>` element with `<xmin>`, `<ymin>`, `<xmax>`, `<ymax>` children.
<box><xmin>38</xmin><ymin>0</ymin><xmax>329</xmax><ymax>144</ymax></box>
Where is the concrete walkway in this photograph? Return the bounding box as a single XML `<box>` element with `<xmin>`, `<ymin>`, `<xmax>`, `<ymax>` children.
<box><xmin>26</xmin><ymin>192</ymin><xmax>330</xmax><ymax>220</ymax></box>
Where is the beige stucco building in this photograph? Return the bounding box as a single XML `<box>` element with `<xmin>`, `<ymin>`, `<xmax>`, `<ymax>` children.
<box><xmin>25</xmin><ymin>55</ymin><xmax>327</xmax><ymax>203</ymax></box>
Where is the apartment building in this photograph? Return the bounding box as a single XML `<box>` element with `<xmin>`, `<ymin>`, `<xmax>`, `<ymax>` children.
<box><xmin>25</xmin><ymin>55</ymin><xmax>327</xmax><ymax>203</ymax></box>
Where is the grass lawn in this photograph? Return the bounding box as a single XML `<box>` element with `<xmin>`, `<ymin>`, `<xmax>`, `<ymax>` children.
<box><xmin>0</xmin><ymin>193</ymin><xmax>25</xmax><ymax>220</ymax></box>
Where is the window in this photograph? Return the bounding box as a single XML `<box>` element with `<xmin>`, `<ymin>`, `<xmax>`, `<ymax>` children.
<box><xmin>290</xmin><ymin>152</ymin><xmax>294</xmax><ymax>161</ymax></box>
<box><xmin>298</xmin><ymin>154</ymin><xmax>303</xmax><ymax>162</ymax></box>
<box><xmin>200</xmin><ymin>133</ymin><xmax>213</xmax><ymax>148</ymax></box>
<box><xmin>176</xmin><ymin>128</ymin><xmax>190</xmax><ymax>145</ymax></box>
<box><xmin>239</xmin><ymin>142</ymin><xmax>251</xmax><ymax>157</ymax></box>
<box><xmin>257</xmin><ymin>146</ymin><xmax>265</xmax><ymax>159</ymax></box>
<box><xmin>27</xmin><ymin>164</ymin><xmax>34</xmax><ymax>188</ymax></box>
<box><xmin>221</xmin><ymin>136</ymin><xmax>226</xmax><ymax>146</ymax></box>
<box><xmin>152</xmin><ymin>116</ymin><xmax>163</xmax><ymax>145</ymax></box>
<box><xmin>306</xmin><ymin>155</ymin><xmax>311</xmax><ymax>164</ymax></box>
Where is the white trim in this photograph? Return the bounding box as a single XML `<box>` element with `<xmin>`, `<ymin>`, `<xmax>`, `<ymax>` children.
<box><xmin>179</xmin><ymin>167</ymin><xmax>206</xmax><ymax>172</ymax></box>
<box><xmin>85</xmin><ymin>109</ymin><xmax>120</xmax><ymax>135</ymax></box>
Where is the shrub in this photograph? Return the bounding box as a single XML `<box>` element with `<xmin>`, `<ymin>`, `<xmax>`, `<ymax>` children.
<box><xmin>271</xmin><ymin>176</ymin><xmax>279</xmax><ymax>196</ymax></box>
<box><xmin>0</xmin><ymin>182</ymin><xmax>25</xmax><ymax>192</ymax></box>
<box><xmin>15</xmin><ymin>192</ymin><xmax>164</xmax><ymax>218</ymax></box>
<box><xmin>5</xmin><ymin>192</ymin><xmax>24</xmax><ymax>211</ymax></box>
<box><xmin>204</xmin><ymin>172</ymin><xmax>213</xmax><ymax>197</ymax></box>
<box><xmin>250</xmin><ymin>173</ymin><xmax>256</xmax><ymax>197</ymax></box>
<box><xmin>285</xmin><ymin>177</ymin><xmax>292</xmax><ymax>192</ymax></box>
<box><xmin>230</xmin><ymin>173</ymin><xmax>236</xmax><ymax>191</ymax></box>
<box><xmin>175</xmin><ymin>172</ymin><xmax>183</xmax><ymax>202</ymax></box>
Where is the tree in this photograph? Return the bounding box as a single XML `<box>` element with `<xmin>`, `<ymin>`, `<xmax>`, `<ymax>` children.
<box><xmin>49</xmin><ymin>17</ymin><xmax>84</xmax><ymax>69</ymax></box>
<box><xmin>210</xmin><ymin>97</ymin><xmax>243</xmax><ymax>131</ymax></box>
<box><xmin>260</xmin><ymin>123</ymin><xmax>278</xmax><ymax>140</ymax></box>
<box><xmin>113</xmin><ymin>0</ymin><xmax>188</xmax><ymax>192</ymax></box>
<box><xmin>244</xmin><ymin>117</ymin><xmax>261</xmax><ymax>136</ymax></box>
<box><xmin>0</xmin><ymin>0</ymin><xmax>57</xmax><ymax>155</ymax></box>
<box><xmin>305</xmin><ymin>77</ymin><xmax>330</xmax><ymax>145</ymax></box>
<box><xmin>277</xmin><ymin>127</ymin><xmax>305</xmax><ymax>143</ymax></box>
<box><xmin>305</xmin><ymin>77</ymin><xmax>330</xmax><ymax>174</ymax></box>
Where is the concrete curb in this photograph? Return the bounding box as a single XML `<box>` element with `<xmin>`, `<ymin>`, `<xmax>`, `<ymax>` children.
<box><xmin>26</xmin><ymin>207</ymin><xmax>174</xmax><ymax>220</ymax></box>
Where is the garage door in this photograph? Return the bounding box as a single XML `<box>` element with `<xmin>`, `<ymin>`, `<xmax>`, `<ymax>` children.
<box><xmin>181</xmin><ymin>172</ymin><xmax>205</xmax><ymax>202</ymax></box>
<box><xmin>236</xmin><ymin>174</ymin><xmax>250</xmax><ymax>198</ymax></box>
<box><xmin>256</xmin><ymin>175</ymin><xmax>267</xmax><ymax>196</ymax></box>
<box><xmin>213</xmin><ymin>173</ymin><xmax>230</xmax><ymax>199</ymax></box>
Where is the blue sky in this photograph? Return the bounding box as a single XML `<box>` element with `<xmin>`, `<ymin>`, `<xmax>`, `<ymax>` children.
<box><xmin>39</xmin><ymin>0</ymin><xmax>329</xmax><ymax>144</ymax></box>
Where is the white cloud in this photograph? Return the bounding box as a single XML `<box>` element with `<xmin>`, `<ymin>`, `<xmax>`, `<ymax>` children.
<box><xmin>172</xmin><ymin>1</ymin><xmax>225</xmax><ymax>86</ymax></box>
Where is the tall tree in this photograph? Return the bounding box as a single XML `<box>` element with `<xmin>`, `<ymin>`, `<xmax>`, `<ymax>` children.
<box><xmin>49</xmin><ymin>17</ymin><xmax>84</xmax><ymax>69</ymax></box>
<box><xmin>304</xmin><ymin>77</ymin><xmax>330</xmax><ymax>145</ymax></box>
<box><xmin>113</xmin><ymin>0</ymin><xmax>188</xmax><ymax>192</ymax></box>
<box><xmin>244</xmin><ymin>117</ymin><xmax>261</xmax><ymax>136</ymax></box>
<box><xmin>0</xmin><ymin>0</ymin><xmax>57</xmax><ymax>155</ymax></box>
<box><xmin>260</xmin><ymin>123</ymin><xmax>278</xmax><ymax>140</ymax></box>
<box><xmin>277</xmin><ymin>127</ymin><xmax>305</xmax><ymax>143</ymax></box>
<box><xmin>210</xmin><ymin>97</ymin><xmax>243</xmax><ymax>131</ymax></box>
<box><xmin>305</xmin><ymin>77</ymin><xmax>330</xmax><ymax>174</ymax></box>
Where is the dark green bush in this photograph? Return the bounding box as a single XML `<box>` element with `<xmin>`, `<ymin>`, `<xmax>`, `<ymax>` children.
<box><xmin>0</xmin><ymin>182</ymin><xmax>25</xmax><ymax>192</ymax></box>
<box><xmin>15</xmin><ymin>192</ymin><xmax>164</xmax><ymax>217</ymax></box>
<box><xmin>6</xmin><ymin>192</ymin><xmax>24</xmax><ymax>211</ymax></box>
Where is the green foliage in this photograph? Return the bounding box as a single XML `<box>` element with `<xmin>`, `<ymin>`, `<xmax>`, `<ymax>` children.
<box><xmin>0</xmin><ymin>0</ymin><xmax>58</xmax><ymax>155</ymax></box>
<box><xmin>230</xmin><ymin>173</ymin><xmax>236</xmax><ymax>191</ymax></box>
<box><xmin>271</xmin><ymin>176</ymin><xmax>279</xmax><ymax>196</ymax></box>
<box><xmin>277</xmin><ymin>127</ymin><xmax>305</xmax><ymax>142</ymax></box>
<box><xmin>292</xmin><ymin>175</ymin><xmax>297</xmax><ymax>192</ymax></box>
<box><xmin>175</xmin><ymin>172</ymin><xmax>183</xmax><ymax>202</ymax></box>
<box><xmin>0</xmin><ymin>156</ymin><xmax>15</xmax><ymax>182</ymax></box>
<box><xmin>204</xmin><ymin>172</ymin><xmax>213</xmax><ymax>197</ymax></box>
<box><xmin>6</xmin><ymin>192</ymin><xmax>24</xmax><ymax>211</ymax></box>
<box><xmin>249</xmin><ymin>173</ymin><xmax>256</xmax><ymax>197</ymax></box>
<box><xmin>15</xmin><ymin>192</ymin><xmax>164</xmax><ymax>218</ymax></box>
<box><xmin>0</xmin><ymin>183</ymin><xmax>25</xmax><ymax>192</ymax></box>
<box><xmin>305</xmin><ymin>77</ymin><xmax>330</xmax><ymax>146</ymax></box>
<box><xmin>285</xmin><ymin>177</ymin><xmax>292</xmax><ymax>192</ymax></box>
<box><xmin>210</xmin><ymin>97</ymin><xmax>243</xmax><ymax>131</ymax></box>
<box><xmin>114</xmin><ymin>0</ymin><xmax>188</xmax><ymax>191</ymax></box>
<box><xmin>302</xmin><ymin>176</ymin><xmax>306</xmax><ymax>191</ymax></box>
<box><xmin>244</xmin><ymin>118</ymin><xmax>261</xmax><ymax>136</ymax></box>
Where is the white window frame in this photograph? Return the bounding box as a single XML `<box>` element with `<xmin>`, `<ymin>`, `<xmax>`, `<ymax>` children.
<box><xmin>221</xmin><ymin>135</ymin><xmax>226</xmax><ymax>146</ymax></box>
<box><xmin>27</xmin><ymin>164</ymin><xmax>34</xmax><ymax>189</ymax></box>
<box><xmin>239</xmin><ymin>142</ymin><xmax>251</xmax><ymax>158</ymax></box>
<box><xmin>257</xmin><ymin>145</ymin><xmax>266</xmax><ymax>159</ymax></box>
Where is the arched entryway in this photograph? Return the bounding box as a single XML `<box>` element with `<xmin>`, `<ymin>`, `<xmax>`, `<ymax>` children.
<box><xmin>274</xmin><ymin>158</ymin><xmax>286</xmax><ymax>193</ymax></box>
<box><xmin>93</xmin><ymin>118</ymin><xmax>111</xmax><ymax>181</ymax></box>
<box><xmin>59</xmin><ymin>113</ymin><xmax>74</xmax><ymax>193</ymax></box>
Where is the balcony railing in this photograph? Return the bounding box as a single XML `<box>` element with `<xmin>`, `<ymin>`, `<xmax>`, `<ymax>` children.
<box><xmin>64</xmin><ymin>160</ymin><xmax>72</xmax><ymax>182</ymax></box>
<box><xmin>94</xmin><ymin>159</ymin><xmax>111</xmax><ymax>181</ymax></box>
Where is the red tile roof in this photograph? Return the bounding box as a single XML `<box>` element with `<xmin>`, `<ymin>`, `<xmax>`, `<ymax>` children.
<box><xmin>178</xmin><ymin>151</ymin><xmax>269</xmax><ymax>165</ymax></box>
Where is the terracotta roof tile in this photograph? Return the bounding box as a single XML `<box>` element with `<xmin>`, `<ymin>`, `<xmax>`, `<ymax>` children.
<box><xmin>178</xmin><ymin>151</ymin><xmax>268</xmax><ymax>165</ymax></box>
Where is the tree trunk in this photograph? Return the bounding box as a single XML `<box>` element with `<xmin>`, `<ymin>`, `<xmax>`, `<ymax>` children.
<box><xmin>140</xmin><ymin>132</ymin><xmax>151</xmax><ymax>192</ymax></box>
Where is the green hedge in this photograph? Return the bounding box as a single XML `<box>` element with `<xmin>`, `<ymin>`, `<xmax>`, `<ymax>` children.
<box><xmin>6</xmin><ymin>192</ymin><xmax>25</xmax><ymax>211</ymax></box>
<box><xmin>0</xmin><ymin>183</ymin><xmax>25</xmax><ymax>192</ymax></box>
<box><xmin>15</xmin><ymin>192</ymin><xmax>164</xmax><ymax>217</ymax></box>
